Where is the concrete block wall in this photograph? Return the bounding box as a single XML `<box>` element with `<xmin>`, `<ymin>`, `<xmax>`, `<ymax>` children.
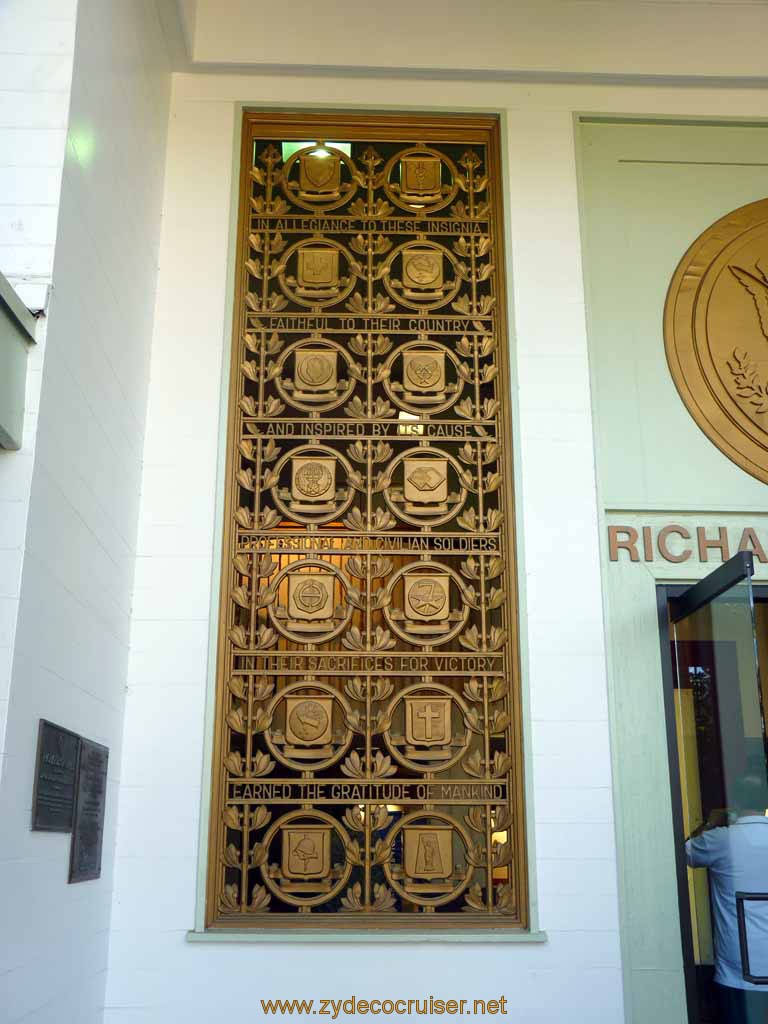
<box><xmin>0</xmin><ymin>1</ymin><xmax>171</xmax><ymax>1022</ymax></box>
<box><xmin>0</xmin><ymin>0</ymin><xmax>76</xmax><ymax>311</ymax></box>
<box><xmin>0</xmin><ymin>0</ymin><xmax>76</xmax><ymax>773</ymax></box>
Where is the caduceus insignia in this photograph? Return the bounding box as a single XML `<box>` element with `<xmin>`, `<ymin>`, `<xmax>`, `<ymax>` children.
<box><xmin>730</xmin><ymin>263</ymin><xmax>768</xmax><ymax>340</ymax></box>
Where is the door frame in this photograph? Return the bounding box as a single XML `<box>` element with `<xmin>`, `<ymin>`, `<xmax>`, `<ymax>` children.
<box><xmin>656</xmin><ymin>561</ymin><xmax>766</xmax><ymax>1023</ymax></box>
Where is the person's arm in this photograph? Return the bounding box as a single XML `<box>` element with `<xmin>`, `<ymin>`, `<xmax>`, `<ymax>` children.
<box><xmin>686</xmin><ymin>824</ymin><xmax>725</xmax><ymax>868</ymax></box>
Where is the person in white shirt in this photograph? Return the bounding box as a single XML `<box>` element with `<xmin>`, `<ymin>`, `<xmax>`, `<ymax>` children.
<box><xmin>686</xmin><ymin>775</ymin><xmax>768</xmax><ymax>1023</ymax></box>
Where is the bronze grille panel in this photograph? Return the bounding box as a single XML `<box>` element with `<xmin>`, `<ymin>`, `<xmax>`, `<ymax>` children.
<box><xmin>206</xmin><ymin>113</ymin><xmax>526</xmax><ymax>928</ymax></box>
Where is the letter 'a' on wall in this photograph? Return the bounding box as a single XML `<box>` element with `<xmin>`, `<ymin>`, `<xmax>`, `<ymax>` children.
<box><xmin>205</xmin><ymin>113</ymin><xmax>527</xmax><ymax>929</ymax></box>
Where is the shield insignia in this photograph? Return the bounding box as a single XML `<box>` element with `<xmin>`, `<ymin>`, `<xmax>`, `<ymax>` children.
<box><xmin>282</xmin><ymin>825</ymin><xmax>332</xmax><ymax>879</ymax></box>
<box><xmin>401</xmin><ymin>156</ymin><xmax>442</xmax><ymax>196</ymax></box>
<box><xmin>300</xmin><ymin>152</ymin><xmax>341</xmax><ymax>193</ymax></box>
<box><xmin>403</xmin><ymin>825</ymin><xmax>453</xmax><ymax>880</ymax></box>
<box><xmin>403</xmin><ymin>458</ymin><xmax>448</xmax><ymax>504</ymax></box>
<box><xmin>405</xmin><ymin>697</ymin><xmax>452</xmax><ymax>746</ymax></box>
<box><xmin>298</xmin><ymin>248</ymin><xmax>339</xmax><ymax>288</ymax></box>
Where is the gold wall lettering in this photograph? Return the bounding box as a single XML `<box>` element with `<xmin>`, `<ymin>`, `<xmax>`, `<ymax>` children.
<box><xmin>607</xmin><ymin>523</ymin><xmax>768</xmax><ymax>563</ymax></box>
<box><xmin>665</xmin><ymin>198</ymin><xmax>768</xmax><ymax>484</ymax></box>
<box><xmin>206</xmin><ymin>113</ymin><xmax>525</xmax><ymax>929</ymax></box>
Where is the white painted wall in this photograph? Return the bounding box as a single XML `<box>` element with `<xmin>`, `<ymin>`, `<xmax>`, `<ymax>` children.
<box><xmin>105</xmin><ymin>73</ymin><xmax>636</xmax><ymax>1024</ymax></box>
<box><xmin>0</xmin><ymin>0</ymin><xmax>76</xmax><ymax>311</ymax></box>
<box><xmin>0</xmin><ymin>1</ymin><xmax>171</xmax><ymax>1021</ymax></box>
<box><xmin>0</xmin><ymin>0</ymin><xmax>76</xmax><ymax>775</ymax></box>
<box><xmin>184</xmin><ymin>0</ymin><xmax>768</xmax><ymax>79</ymax></box>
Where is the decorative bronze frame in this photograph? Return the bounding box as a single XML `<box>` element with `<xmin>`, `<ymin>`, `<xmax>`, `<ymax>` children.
<box><xmin>206</xmin><ymin>112</ymin><xmax>527</xmax><ymax>929</ymax></box>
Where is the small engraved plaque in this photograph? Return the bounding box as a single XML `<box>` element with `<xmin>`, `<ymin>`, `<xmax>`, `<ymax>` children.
<box><xmin>68</xmin><ymin>738</ymin><xmax>109</xmax><ymax>883</ymax></box>
<box><xmin>32</xmin><ymin>720</ymin><xmax>80</xmax><ymax>832</ymax></box>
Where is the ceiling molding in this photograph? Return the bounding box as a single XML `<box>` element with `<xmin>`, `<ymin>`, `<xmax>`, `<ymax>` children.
<box><xmin>172</xmin><ymin>61</ymin><xmax>768</xmax><ymax>91</ymax></box>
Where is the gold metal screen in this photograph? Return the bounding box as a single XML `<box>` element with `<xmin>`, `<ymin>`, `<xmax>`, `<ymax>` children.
<box><xmin>206</xmin><ymin>113</ymin><xmax>526</xmax><ymax>928</ymax></box>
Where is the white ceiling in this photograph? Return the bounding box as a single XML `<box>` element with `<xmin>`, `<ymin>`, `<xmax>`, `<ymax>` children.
<box><xmin>172</xmin><ymin>0</ymin><xmax>768</xmax><ymax>81</ymax></box>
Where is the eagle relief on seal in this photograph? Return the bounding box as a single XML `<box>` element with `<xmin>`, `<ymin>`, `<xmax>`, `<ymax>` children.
<box><xmin>664</xmin><ymin>197</ymin><xmax>768</xmax><ymax>484</ymax></box>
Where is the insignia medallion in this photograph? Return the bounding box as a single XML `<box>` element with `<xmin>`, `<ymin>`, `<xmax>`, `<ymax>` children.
<box><xmin>382</xmin><ymin>241</ymin><xmax>458</xmax><ymax>310</ymax></box>
<box><xmin>299</xmin><ymin>152</ymin><xmax>341</xmax><ymax>197</ymax></box>
<box><xmin>259</xmin><ymin>809</ymin><xmax>353</xmax><ymax>905</ymax></box>
<box><xmin>405</xmin><ymin>697</ymin><xmax>452</xmax><ymax>747</ymax></box>
<box><xmin>281</xmin><ymin>825</ymin><xmax>333</xmax><ymax>888</ymax></box>
<box><xmin>402</xmin><ymin>249</ymin><xmax>443</xmax><ymax>296</ymax></box>
<box><xmin>382</xmin><ymin>810</ymin><xmax>474</xmax><ymax>906</ymax></box>
<box><xmin>297</xmin><ymin>248</ymin><xmax>339</xmax><ymax>296</ymax></box>
<box><xmin>294</xmin><ymin>462</ymin><xmax>333</xmax><ymax>497</ymax></box>
<box><xmin>403</xmin><ymin>457</ymin><xmax>448</xmax><ymax>507</ymax></box>
<box><xmin>665</xmin><ymin>198</ymin><xmax>768</xmax><ymax>484</ymax></box>
<box><xmin>265</xmin><ymin>680</ymin><xmax>353</xmax><ymax>771</ymax></box>
<box><xmin>404</xmin><ymin>351</ymin><xmax>444</xmax><ymax>392</ymax></box>
<box><xmin>403</xmin><ymin>825</ymin><xmax>453</xmax><ymax>881</ymax></box>
<box><xmin>291</xmin><ymin>457</ymin><xmax>336</xmax><ymax>508</ymax></box>
<box><xmin>285</xmin><ymin>697</ymin><xmax>333</xmax><ymax>746</ymax></box>
<box><xmin>382</xmin><ymin>448</ymin><xmax>466</xmax><ymax>527</ymax></box>
<box><xmin>295</xmin><ymin>349</ymin><xmax>336</xmax><ymax>392</ymax></box>
<box><xmin>384</xmin><ymin>682</ymin><xmax>470</xmax><ymax>770</ymax></box>
<box><xmin>274</xmin><ymin>446</ymin><xmax>353</xmax><ymax>524</ymax></box>
<box><xmin>278</xmin><ymin>239</ymin><xmax>355</xmax><ymax>308</ymax></box>
<box><xmin>276</xmin><ymin>341</ymin><xmax>353</xmax><ymax>412</ymax></box>
<box><xmin>281</xmin><ymin>143</ymin><xmax>358</xmax><ymax>213</ymax></box>
<box><xmin>272</xmin><ymin>562</ymin><xmax>350</xmax><ymax>642</ymax></box>
<box><xmin>384</xmin><ymin>562</ymin><xmax>468</xmax><ymax>645</ymax></box>
<box><xmin>406</xmin><ymin>576</ymin><xmax>449</xmax><ymax>620</ymax></box>
<box><xmin>384</xmin><ymin>341</ymin><xmax>460</xmax><ymax>414</ymax></box>
<box><xmin>400</xmin><ymin>156</ymin><xmax>442</xmax><ymax>203</ymax></box>
<box><xmin>288</xmin><ymin>573</ymin><xmax>333</xmax><ymax>618</ymax></box>
<box><xmin>383</xmin><ymin>145</ymin><xmax>459</xmax><ymax>214</ymax></box>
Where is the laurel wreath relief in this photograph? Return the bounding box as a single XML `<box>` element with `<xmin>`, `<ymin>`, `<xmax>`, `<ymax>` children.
<box><xmin>726</xmin><ymin>263</ymin><xmax>768</xmax><ymax>415</ymax></box>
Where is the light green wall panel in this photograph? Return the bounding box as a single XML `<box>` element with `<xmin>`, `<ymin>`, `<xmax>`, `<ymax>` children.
<box><xmin>579</xmin><ymin>121</ymin><xmax>768</xmax><ymax>1024</ymax></box>
<box><xmin>580</xmin><ymin>122</ymin><xmax>768</xmax><ymax>512</ymax></box>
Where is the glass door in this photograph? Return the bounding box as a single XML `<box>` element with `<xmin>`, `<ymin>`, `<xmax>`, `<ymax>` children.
<box><xmin>665</xmin><ymin>553</ymin><xmax>768</xmax><ymax>1022</ymax></box>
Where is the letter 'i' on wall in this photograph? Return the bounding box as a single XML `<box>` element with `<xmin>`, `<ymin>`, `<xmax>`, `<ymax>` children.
<box><xmin>205</xmin><ymin>114</ymin><xmax>527</xmax><ymax>928</ymax></box>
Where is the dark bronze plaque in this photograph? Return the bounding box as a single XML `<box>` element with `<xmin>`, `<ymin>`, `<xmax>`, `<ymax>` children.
<box><xmin>207</xmin><ymin>114</ymin><xmax>526</xmax><ymax>929</ymax></box>
<box><xmin>68</xmin><ymin>738</ymin><xmax>109</xmax><ymax>883</ymax></box>
<box><xmin>32</xmin><ymin>719</ymin><xmax>80</xmax><ymax>832</ymax></box>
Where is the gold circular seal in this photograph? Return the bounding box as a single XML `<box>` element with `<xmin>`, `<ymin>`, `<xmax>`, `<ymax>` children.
<box><xmin>665</xmin><ymin>198</ymin><xmax>768</xmax><ymax>484</ymax></box>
